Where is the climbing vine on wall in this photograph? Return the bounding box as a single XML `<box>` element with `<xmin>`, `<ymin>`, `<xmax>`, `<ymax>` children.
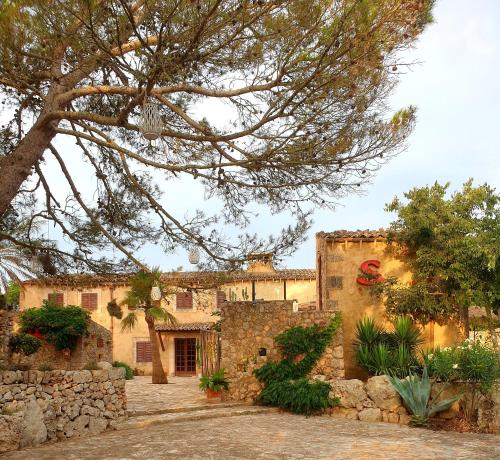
<box><xmin>254</xmin><ymin>312</ymin><xmax>342</xmax><ymax>415</ymax></box>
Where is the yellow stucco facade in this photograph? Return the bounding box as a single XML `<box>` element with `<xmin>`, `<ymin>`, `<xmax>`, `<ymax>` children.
<box><xmin>20</xmin><ymin>264</ymin><xmax>316</xmax><ymax>376</ymax></box>
<box><xmin>316</xmin><ymin>231</ymin><xmax>461</xmax><ymax>379</ymax></box>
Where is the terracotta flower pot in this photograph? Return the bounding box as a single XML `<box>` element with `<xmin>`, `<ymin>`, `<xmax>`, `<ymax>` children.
<box><xmin>206</xmin><ymin>388</ymin><xmax>222</xmax><ymax>399</ymax></box>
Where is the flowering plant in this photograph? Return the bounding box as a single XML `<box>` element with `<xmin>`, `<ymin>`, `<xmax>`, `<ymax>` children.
<box><xmin>424</xmin><ymin>339</ymin><xmax>498</xmax><ymax>392</ymax></box>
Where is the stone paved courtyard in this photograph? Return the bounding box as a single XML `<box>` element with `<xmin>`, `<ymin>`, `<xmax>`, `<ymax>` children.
<box><xmin>126</xmin><ymin>376</ymin><xmax>209</xmax><ymax>415</ymax></box>
<box><xmin>5</xmin><ymin>412</ymin><xmax>499</xmax><ymax>459</ymax></box>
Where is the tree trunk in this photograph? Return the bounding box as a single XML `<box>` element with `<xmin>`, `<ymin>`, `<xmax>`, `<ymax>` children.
<box><xmin>146</xmin><ymin>317</ymin><xmax>168</xmax><ymax>384</ymax></box>
<box><xmin>0</xmin><ymin>122</ymin><xmax>57</xmax><ymax>217</ymax></box>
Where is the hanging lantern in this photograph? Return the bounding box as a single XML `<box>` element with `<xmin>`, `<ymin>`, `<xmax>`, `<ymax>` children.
<box><xmin>150</xmin><ymin>283</ymin><xmax>162</xmax><ymax>301</ymax></box>
<box><xmin>188</xmin><ymin>247</ymin><xmax>200</xmax><ymax>265</ymax></box>
<box><xmin>30</xmin><ymin>256</ymin><xmax>42</xmax><ymax>275</ymax></box>
<box><xmin>140</xmin><ymin>97</ymin><xmax>163</xmax><ymax>141</ymax></box>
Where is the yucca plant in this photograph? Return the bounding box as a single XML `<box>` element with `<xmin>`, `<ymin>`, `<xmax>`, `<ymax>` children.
<box><xmin>388</xmin><ymin>367</ymin><xmax>461</xmax><ymax>427</ymax></box>
<box><xmin>389</xmin><ymin>316</ymin><xmax>424</xmax><ymax>351</ymax></box>
<box><xmin>354</xmin><ymin>317</ymin><xmax>384</xmax><ymax>348</ymax></box>
<box><xmin>355</xmin><ymin>316</ymin><xmax>423</xmax><ymax>377</ymax></box>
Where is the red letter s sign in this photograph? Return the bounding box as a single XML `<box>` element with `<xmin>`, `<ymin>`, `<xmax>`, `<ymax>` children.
<box><xmin>356</xmin><ymin>260</ymin><xmax>384</xmax><ymax>286</ymax></box>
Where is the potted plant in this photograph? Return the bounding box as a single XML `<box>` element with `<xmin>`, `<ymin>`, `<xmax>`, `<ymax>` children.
<box><xmin>199</xmin><ymin>369</ymin><xmax>229</xmax><ymax>399</ymax></box>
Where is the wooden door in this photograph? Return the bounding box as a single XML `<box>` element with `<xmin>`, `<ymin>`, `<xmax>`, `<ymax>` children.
<box><xmin>175</xmin><ymin>338</ymin><xmax>197</xmax><ymax>376</ymax></box>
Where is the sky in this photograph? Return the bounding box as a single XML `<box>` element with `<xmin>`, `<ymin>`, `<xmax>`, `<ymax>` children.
<box><xmin>138</xmin><ymin>0</ymin><xmax>500</xmax><ymax>270</ymax></box>
<box><xmin>280</xmin><ymin>0</ymin><xmax>500</xmax><ymax>268</ymax></box>
<box><xmin>31</xmin><ymin>0</ymin><xmax>500</xmax><ymax>272</ymax></box>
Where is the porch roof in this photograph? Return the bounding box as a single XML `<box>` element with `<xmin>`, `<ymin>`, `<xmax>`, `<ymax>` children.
<box><xmin>155</xmin><ymin>322</ymin><xmax>215</xmax><ymax>332</ymax></box>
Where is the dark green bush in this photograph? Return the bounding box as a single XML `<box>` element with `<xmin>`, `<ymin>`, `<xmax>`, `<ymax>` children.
<box><xmin>18</xmin><ymin>301</ymin><xmax>89</xmax><ymax>351</ymax></box>
<box><xmin>258</xmin><ymin>378</ymin><xmax>337</xmax><ymax>416</ymax></box>
<box><xmin>8</xmin><ymin>333</ymin><xmax>41</xmax><ymax>356</ymax></box>
<box><xmin>113</xmin><ymin>361</ymin><xmax>134</xmax><ymax>380</ymax></box>
<box><xmin>254</xmin><ymin>312</ymin><xmax>342</xmax><ymax>415</ymax></box>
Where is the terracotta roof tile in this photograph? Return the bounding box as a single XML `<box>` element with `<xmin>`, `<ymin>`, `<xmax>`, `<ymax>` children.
<box><xmin>22</xmin><ymin>268</ymin><xmax>315</xmax><ymax>288</ymax></box>
<box><xmin>318</xmin><ymin>229</ymin><xmax>388</xmax><ymax>240</ymax></box>
<box><xmin>155</xmin><ymin>322</ymin><xmax>215</xmax><ymax>332</ymax></box>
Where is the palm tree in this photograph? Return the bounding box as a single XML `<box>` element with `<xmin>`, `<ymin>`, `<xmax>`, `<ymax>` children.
<box><xmin>120</xmin><ymin>270</ymin><xmax>176</xmax><ymax>384</ymax></box>
<box><xmin>0</xmin><ymin>245</ymin><xmax>35</xmax><ymax>293</ymax></box>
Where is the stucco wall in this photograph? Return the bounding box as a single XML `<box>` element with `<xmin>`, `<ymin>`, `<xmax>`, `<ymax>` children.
<box><xmin>220</xmin><ymin>300</ymin><xmax>344</xmax><ymax>402</ymax></box>
<box><xmin>20</xmin><ymin>277</ymin><xmax>315</xmax><ymax>376</ymax></box>
<box><xmin>316</xmin><ymin>235</ymin><xmax>460</xmax><ymax>379</ymax></box>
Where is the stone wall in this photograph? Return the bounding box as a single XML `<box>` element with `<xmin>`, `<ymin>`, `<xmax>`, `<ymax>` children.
<box><xmin>328</xmin><ymin>375</ymin><xmax>411</xmax><ymax>424</ymax></box>
<box><xmin>0</xmin><ymin>368</ymin><xmax>126</xmax><ymax>453</ymax></box>
<box><xmin>220</xmin><ymin>300</ymin><xmax>344</xmax><ymax>402</ymax></box>
<box><xmin>19</xmin><ymin>320</ymin><xmax>113</xmax><ymax>370</ymax></box>
<box><xmin>328</xmin><ymin>375</ymin><xmax>499</xmax><ymax>433</ymax></box>
<box><xmin>0</xmin><ymin>310</ymin><xmax>14</xmax><ymax>357</ymax></box>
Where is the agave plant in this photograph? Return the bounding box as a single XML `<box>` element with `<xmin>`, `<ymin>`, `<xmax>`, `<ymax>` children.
<box><xmin>0</xmin><ymin>246</ymin><xmax>35</xmax><ymax>293</ymax></box>
<box><xmin>388</xmin><ymin>367</ymin><xmax>461</xmax><ymax>427</ymax></box>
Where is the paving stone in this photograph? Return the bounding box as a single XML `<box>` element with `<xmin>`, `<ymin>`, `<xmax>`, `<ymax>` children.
<box><xmin>4</xmin><ymin>412</ymin><xmax>499</xmax><ymax>459</ymax></box>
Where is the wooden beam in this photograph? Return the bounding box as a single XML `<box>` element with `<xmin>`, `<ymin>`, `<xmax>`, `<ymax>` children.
<box><xmin>157</xmin><ymin>331</ymin><xmax>165</xmax><ymax>352</ymax></box>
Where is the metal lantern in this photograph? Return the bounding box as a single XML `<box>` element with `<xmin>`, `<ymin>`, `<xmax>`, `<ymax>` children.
<box><xmin>188</xmin><ymin>247</ymin><xmax>200</xmax><ymax>265</ymax></box>
<box><xmin>140</xmin><ymin>97</ymin><xmax>163</xmax><ymax>141</ymax></box>
<box><xmin>150</xmin><ymin>284</ymin><xmax>162</xmax><ymax>301</ymax></box>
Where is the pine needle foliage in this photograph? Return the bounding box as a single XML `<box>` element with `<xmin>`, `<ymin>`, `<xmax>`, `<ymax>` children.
<box><xmin>254</xmin><ymin>312</ymin><xmax>342</xmax><ymax>415</ymax></box>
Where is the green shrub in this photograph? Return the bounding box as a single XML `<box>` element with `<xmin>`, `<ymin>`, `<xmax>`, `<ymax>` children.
<box><xmin>8</xmin><ymin>333</ymin><xmax>41</xmax><ymax>356</ymax></box>
<box><xmin>388</xmin><ymin>367</ymin><xmax>460</xmax><ymax>427</ymax></box>
<box><xmin>18</xmin><ymin>301</ymin><xmax>89</xmax><ymax>351</ymax></box>
<box><xmin>113</xmin><ymin>361</ymin><xmax>134</xmax><ymax>380</ymax></box>
<box><xmin>199</xmin><ymin>369</ymin><xmax>229</xmax><ymax>392</ymax></box>
<box><xmin>258</xmin><ymin>378</ymin><xmax>337</xmax><ymax>416</ymax></box>
<box><xmin>83</xmin><ymin>360</ymin><xmax>100</xmax><ymax>370</ymax></box>
<box><xmin>426</xmin><ymin>340</ymin><xmax>499</xmax><ymax>392</ymax></box>
<box><xmin>254</xmin><ymin>312</ymin><xmax>342</xmax><ymax>415</ymax></box>
<box><xmin>354</xmin><ymin>316</ymin><xmax>422</xmax><ymax>377</ymax></box>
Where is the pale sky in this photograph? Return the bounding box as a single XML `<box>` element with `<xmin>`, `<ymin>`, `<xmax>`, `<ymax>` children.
<box><xmin>139</xmin><ymin>0</ymin><xmax>500</xmax><ymax>270</ymax></box>
<box><xmin>34</xmin><ymin>1</ymin><xmax>500</xmax><ymax>272</ymax></box>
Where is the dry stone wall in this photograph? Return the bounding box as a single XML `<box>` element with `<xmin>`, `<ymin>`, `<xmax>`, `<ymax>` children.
<box><xmin>220</xmin><ymin>300</ymin><xmax>344</xmax><ymax>402</ymax></box>
<box><xmin>328</xmin><ymin>375</ymin><xmax>499</xmax><ymax>433</ymax></box>
<box><xmin>0</xmin><ymin>310</ymin><xmax>14</xmax><ymax>357</ymax></box>
<box><xmin>0</xmin><ymin>368</ymin><xmax>126</xmax><ymax>453</ymax></box>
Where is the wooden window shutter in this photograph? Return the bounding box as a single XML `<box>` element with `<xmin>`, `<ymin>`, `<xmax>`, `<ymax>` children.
<box><xmin>48</xmin><ymin>292</ymin><xmax>64</xmax><ymax>307</ymax></box>
<box><xmin>176</xmin><ymin>292</ymin><xmax>193</xmax><ymax>310</ymax></box>
<box><xmin>81</xmin><ymin>293</ymin><xmax>98</xmax><ymax>310</ymax></box>
<box><xmin>216</xmin><ymin>290</ymin><xmax>226</xmax><ymax>307</ymax></box>
<box><xmin>136</xmin><ymin>341</ymin><xmax>152</xmax><ymax>363</ymax></box>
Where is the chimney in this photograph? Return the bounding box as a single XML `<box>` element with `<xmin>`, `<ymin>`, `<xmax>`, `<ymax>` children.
<box><xmin>246</xmin><ymin>252</ymin><xmax>275</xmax><ymax>273</ymax></box>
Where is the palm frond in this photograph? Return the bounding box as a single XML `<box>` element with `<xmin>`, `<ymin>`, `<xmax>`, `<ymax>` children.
<box><xmin>146</xmin><ymin>307</ymin><xmax>177</xmax><ymax>325</ymax></box>
<box><xmin>0</xmin><ymin>246</ymin><xmax>36</xmax><ymax>292</ymax></box>
<box><xmin>121</xmin><ymin>312</ymin><xmax>138</xmax><ymax>332</ymax></box>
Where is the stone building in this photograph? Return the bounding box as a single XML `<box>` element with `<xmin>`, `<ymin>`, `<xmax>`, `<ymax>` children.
<box><xmin>20</xmin><ymin>254</ymin><xmax>315</xmax><ymax>376</ymax></box>
<box><xmin>316</xmin><ymin>229</ymin><xmax>460</xmax><ymax>379</ymax></box>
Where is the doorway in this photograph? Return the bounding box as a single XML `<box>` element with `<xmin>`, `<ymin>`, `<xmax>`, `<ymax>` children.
<box><xmin>174</xmin><ymin>338</ymin><xmax>197</xmax><ymax>376</ymax></box>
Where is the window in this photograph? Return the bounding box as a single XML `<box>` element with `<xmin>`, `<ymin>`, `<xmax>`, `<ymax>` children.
<box><xmin>47</xmin><ymin>292</ymin><xmax>64</xmax><ymax>306</ymax></box>
<box><xmin>327</xmin><ymin>276</ymin><xmax>343</xmax><ymax>289</ymax></box>
<box><xmin>216</xmin><ymin>290</ymin><xmax>226</xmax><ymax>307</ymax></box>
<box><xmin>136</xmin><ymin>341</ymin><xmax>152</xmax><ymax>363</ymax></box>
<box><xmin>81</xmin><ymin>293</ymin><xmax>98</xmax><ymax>310</ymax></box>
<box><xmin>176</xmin><ymin>292</ymin><xmax>193</xmax><ymax>310</ymax></box>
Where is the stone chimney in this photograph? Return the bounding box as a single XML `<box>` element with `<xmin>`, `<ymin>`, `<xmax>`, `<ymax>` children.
<box><xmin>246</xmin><ymin>252</ymin><xmax>275</xmax><ymax>273</ymax></box>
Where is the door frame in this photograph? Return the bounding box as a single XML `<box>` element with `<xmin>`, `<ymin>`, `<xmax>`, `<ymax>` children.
<box><xmin>174</xmin><ymin>337</ymin><xmax>197</xmax><ymax>376</ymax></box>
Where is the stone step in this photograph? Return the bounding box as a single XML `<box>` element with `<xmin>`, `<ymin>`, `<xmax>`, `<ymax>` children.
<box><xmin>127</xmin><ymin>401</ymin><xmax>246</xmax><ymax>418</ymax></box>
<box><xmin>119</xmin><ymin>405</ymin><xmax>278</xmax><ymax>431</ymax></box>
